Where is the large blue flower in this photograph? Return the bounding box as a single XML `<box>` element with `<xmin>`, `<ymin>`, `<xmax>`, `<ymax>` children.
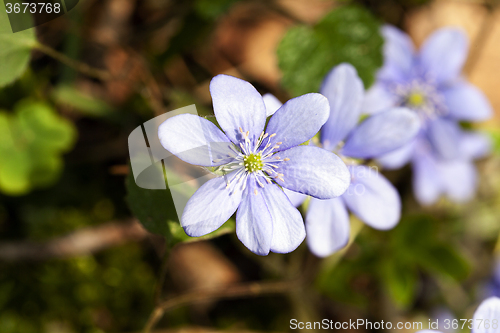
<box><xmin>158</xmin><ymin>74</ymin><xmax>350</xmax><ymax>256</ymax></box>
<box><xmin>266</xmin><ymin>64</ymin><xmax>421</xmax><ymax>257</ymax></box>
<box><xmin>365</xmin><ymin>25</ymin><xmax>493</xmax><ymax>205</ymax></box>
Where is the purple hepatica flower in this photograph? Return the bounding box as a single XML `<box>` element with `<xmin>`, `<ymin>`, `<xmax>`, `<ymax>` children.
<box><xmin>265</xmin><ymin>64</ymin><xmax>421</xmax><ymax>257</ymax></box>
<box><xmin>364</xmin><ymin>25</ymin><xmax>493</xmax><ymax>205</ymax></box>
<box><xmin>418</xmin><ymin>297</ymin><xmax>500</xmax><ymax>333</ymax></box>
<box><xmin>158</xmin><ymin>74</ymin><xmax>350</xmax><ymax>256</ymax></box>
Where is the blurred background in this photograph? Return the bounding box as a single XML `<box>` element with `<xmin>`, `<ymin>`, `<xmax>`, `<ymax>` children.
<box><xmin>0</xmin><ymin>0</ymin><xmax>499</xmax><ymax>332</ymax></box>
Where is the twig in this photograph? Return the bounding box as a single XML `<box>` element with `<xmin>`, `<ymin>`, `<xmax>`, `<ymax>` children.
<box><xmin>0</xmin><ymin>219</ymin><xmax>147</xmax><ymax>261</ymax></box>
<box><xmin>33</xmin><ymin>42</ymin><xmax>113</xmax><ymax>81</ymax></box>
<box><xmin>142</xmin><ymin>279</ymin><xmax>301</xmax><ymax>333</ymax></box>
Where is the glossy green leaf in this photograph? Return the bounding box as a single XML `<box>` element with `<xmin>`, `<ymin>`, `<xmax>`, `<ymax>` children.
<box><xmin>0</xmin><ymin>9</ymin><xmax>36</xmax><ymax>87</ymax></box>
<box><xmin>277</xmin><ymin>5</ymin><xmax>383</xmax><ymax>96</ymax></box>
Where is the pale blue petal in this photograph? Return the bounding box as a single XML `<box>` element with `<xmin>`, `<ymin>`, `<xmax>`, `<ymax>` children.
<box><xmin>472</xmin><ymin>297</ymin><xmax>500</xmax><ymax>333</ymax></box>
<box><xmin>442</xmin><ymin>81</ymin><xmax>493</xmax><ymax>121</ymax></box>
<box><xmin>284</xmin><ymin>188</ymin><xmax>307</xmax><ymax>207</ymax></box>
<box><xmin>273</xmin><ymin>146</ymin><xmax>350</xmax><ymax>199</ymax></box>
<box><xmin>342</xmin><ymin>108</ymin><xmax>421</xmax><ymax>159</ymax></box>
<box><xmin>263</xmin><ymin>93</ymin><xmax>282</xmax><ymax>117</ymax></box>
<box><xmin>319</xmin><ymin>63</ymin><xmax>364</xmax><ymax>150</ymax></box>
<box><xmin>412</xmin><ymin>151</ymin><xmax>442</xmax><ymax>205</ymax></box>
<box><xmin>378</xmin><ymin>25</ymin><xmax>415</xmax><ymax>82</ymax></box>
<box><xmin>460</xmin><ymin>131</ymin><xmax>492</xmax><ymax>160</ymax></box>
<box><xmin>362</xmin><ymin>83</ymin><xmax>399</xmax><ymax>115</ymax></box>
<box><xmin>343</xmin><ymin>166</ymin><xmax>401</xmax><ymax>230</ymax></box>
<box><xmin>210</xmin><ymin>75</ymin><xmax>267</xmax><ymax>147</ymax></box>
<box><xmin>426</xmin><ymin>118</ymin><xmax>461</xmax><ymax>160</ymax></box>
<box><xmin>159</xmin><ymin>114</ymin><xmax>234</xmax><ymax>167</ymax></box>
<box><xmin>263</xmin><ymin>185</ymin><xmax>306</xmax><ymax>253</ymax></box>
<box><xmin>441</xmin><ymin>159</ymin><xmax>477</xmax><ymax>203</ymax></box>
<box><xmin>419</xmin><ymin>28</ymin><xmax>468</xmax><ymax>84</ymax></box>
<box><xmin>182</xmin><ymin>176</ymin><xmax>243</xmax><ymax>236</ymax></box>
<box><xmin>236</xmin><ymin>176</ymin><xmax>272</xmax><ymax>256</ymax></box>
<box><xmin>265</xmin><ymin>93</ymin><xmax>330</xmax><ymax>151</ymax></box>
<box><xmin>377</xmin><ymin>139</ymin><xmax>416</xmax><ymax>170</ymax></box>
<box><xmin>306</xmin><ymin>197</ymin><xmax>350</xmax><ymax>257</ymax></box>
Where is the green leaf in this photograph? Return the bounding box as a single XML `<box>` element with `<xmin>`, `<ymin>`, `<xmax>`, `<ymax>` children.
<box><xmin>416</xmin><ymin>244</ymin><xmax>470</xmax><ymax>281</ymax></box>
<box><xmin>0</xmin><ymin>9</ymin><xmax>36</xmax><ymax>87</ymax></box>
<box><xmin>125</xmin><ymin>168</ymin><xmax>174</xmax><ymax>239</ymax></box>
<box><xmin>52</xmin><ymin>85</ymin><xmax>115</xmax><ymax>118</ymax></box>
<box><xmin>168</xmin><ymin>219</ymin><xmax>235</xmax><ymax>244</ymax></box>
<box><xmin>195</xmin><ymin>0</ymin><xmax>240</xmax><ymax>19</ymax></box>
<box><xmin>15</xmin><ymin>100</ymin><xmax>76</xmax><ymax>152</ymax></box>
<box><xmin>0</xmin><ymin>101</ymin><xmax>75</xmax><ymax>196</ymax></box>
<box><xmin>380</xmin><ymin>259</ymin><xmax>418</xmax><ymax>307</ymax></box>
<box><xmin>277</xmin><ymin>5</ymin><xmax>383</xmax><ymax>96</ymax></box>
<box><xmin>126</xmin><ymin>165</ymin><xmax>237</xmax><ymax>244</ymax></box>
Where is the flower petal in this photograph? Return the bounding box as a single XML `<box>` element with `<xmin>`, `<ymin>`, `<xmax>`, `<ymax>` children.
<box><xmin>419</xmin><ymin>28</ymin><xmax>468</xmax><ymax>84</ymax></box>
<box><xmin>472</xmin><ymin>297</ymin><xmax>500</xmax><ymax>333</ymax></box>
<box><xmin>263</xmin><ymin>93</ymin><xmax>282</xmax><ymax>117</ymax></box>
<box><xmin>210</xmin><ymin>75</ymin><xmax>267</xmax><ymax>147</ymax></box>
<box><xmin>412</xmin><ymin>151</ymin><xmax>442</xmax><ymax>205</ymax></box>
<box><xmin>342</xmin><ymin>166</ymin><xmax>401</xmax><ymax>230</ymax></box>
<box><xmin>159</xmin><ymin>114</ymin><xmax>233</xmax><ymax>167</ymax></box>
<box><xmin>362</xmin><ymin>83</ymin><xmax>399</xmax><ymax>115</ymax></box>
<box><xmin>460</xmin><ymin>131</ymin><xmax>491</xmax><ymax>160</ymax></box>
<box><xmin>377</xmin><ymin>138</ymin><xmax>416</xmax><ymax>170</ymax></box>
<box><xmin>263</xmin><ymin>185</ymin><xmax>306</xmax><ymax>253</ymax></box>
<box><xmin>265</xmin><ymin>93</ymin><xmax>330</xmax><ymax>151</ymax></box>
<box><xmin>341</xmin><ymin>108</ymin><xmax>421</xmax><ymax>159</ymax></box>
<box><xmin>378</xmin><ymin>25</ymin><xmax>415</xmax><ymax>82</ymax></box>
<box><xmin>284</xmin><ymin>188</ymin><xmax>307</xmax><ymax>207</ymax></box>
<box><xmin>274</xmin><ymin>146</ymin><xmax>350</xmax><ymax>199</ymax></box>
<box><xmin>306</xmin><ymin>197</ymin><xmax>350</xmax><ymax>257</ymax></box>
<box><xmin>182</xmin><ymin>176</ymin><xmax>243</xmax><ymax>236</ymax></box>
<box><xmin>319</xmin><ymin>63</ymin><xmax>364</xmax><ymax>150</ymax></box>
<box><xmin>441</xmin><ymin>159</ymin><xmax>477</xmax><ymax>203</ymax></box>
<box><xmin>426</xmin><ymin>118</ymin><xmax>461</xmax><ymax>160</ymax></box>
<box><xmin>442</xmin><ymin>81</ymin><xmax>493</xmax><ymax>121</ymax></box>
<box><xmin>236</xmin><ymin>176</ymin><xmax>272</xmax><ymax>256</ymax></box>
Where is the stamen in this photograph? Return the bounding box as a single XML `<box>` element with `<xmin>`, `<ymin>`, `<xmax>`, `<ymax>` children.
<box><xmin>283</xmin><ymin>158</ymin><xmax>290</xmax><ymax>161</ymax></box>
<box><xmin>270</xmin><ymin>133</ymin><xmax>277</xmax><ymax>138</ymax></box>
<box><xmin>254</xmin><ymin>189</ymin><xmax>258</xmax><ymax>195</ymax></box>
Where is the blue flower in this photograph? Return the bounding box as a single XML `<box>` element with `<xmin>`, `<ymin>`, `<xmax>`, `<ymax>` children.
<box><xmin>418</xmin><ymin>297</ymin><xmax>500</xmax><ymax>333</ymax></box>
<box><xmin>365</xmin><ymin>25</ymin><xmax>493</xmax><ymax>205</ymax></box>
<box><xmin>266</xmin><ymin>64</ymin><xmax>420</xmax><ymax>257</ymax></box>
<box><xmin>158</xmin><ymin>74</ymin><xmax>350</xmax><ymax>256</ymax></box>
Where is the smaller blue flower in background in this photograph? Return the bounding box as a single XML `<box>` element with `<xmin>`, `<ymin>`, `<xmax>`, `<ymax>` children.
<box><xmin>158</xmin><ymin>74</ymin><xmax>351</xmax><ymax>256</ymax></box>
<box><xmin>366</xmin><ymin>25</ymin><xmax>493</xmax><ymax>205</ymax></box>
<box><xmin>265</xmin><ymin>63</ymin><xmax>421</xmax><ymax>257</ymax></box>
<box><xmin>418</xmin><ymin>296</ymin><xmax>500</xmax><ymax>333</ymax></box>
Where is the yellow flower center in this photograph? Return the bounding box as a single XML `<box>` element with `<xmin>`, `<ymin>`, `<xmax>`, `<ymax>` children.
<box><xmin>407</xmin><ymin>92</ymin><xmax>426</xmax><ymax>107</ymax></box>
<box><xmin>243</xmin><ymin>153</ymin><xmax>263</xmax><ymax>173</ymax></box>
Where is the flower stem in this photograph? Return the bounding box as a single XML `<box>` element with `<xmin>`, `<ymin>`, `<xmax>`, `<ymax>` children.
<box><xmin>33</xmin><ymin>42</ymin><xmax>112</xmax><ymax>81</ymax></box>
<box><xmin>142</xmin><ymin>279</ymin><xmax>301</xmax><ymax>333</ymax></box>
